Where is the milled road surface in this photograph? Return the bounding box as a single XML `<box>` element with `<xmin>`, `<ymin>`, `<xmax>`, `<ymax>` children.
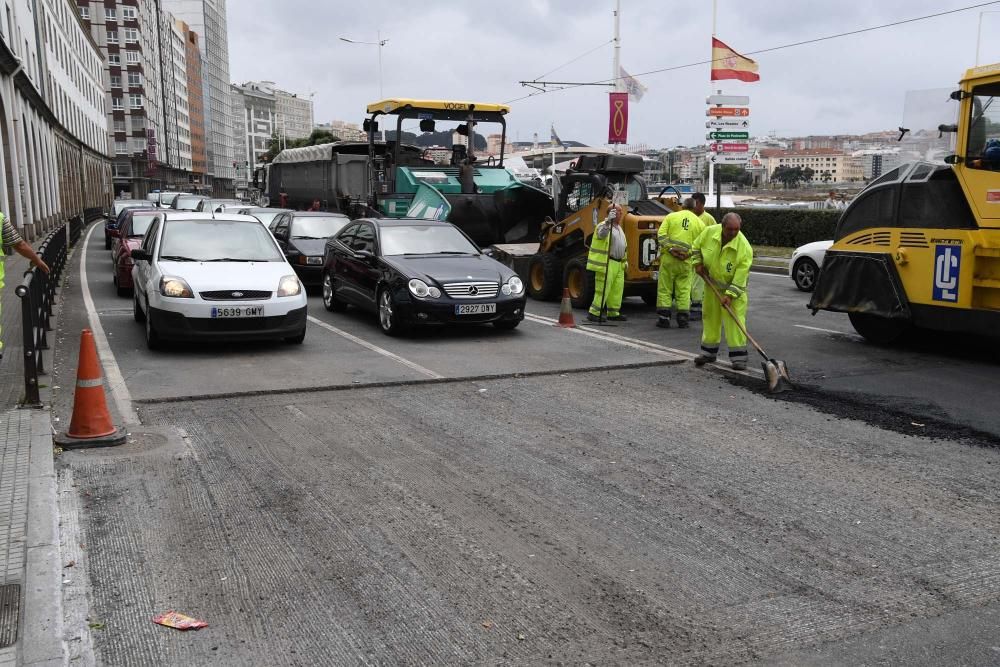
<box><xmin>59</xmin><ymin>369</ymin><xmax>1000</xmax><ymax>665</ymax></box>
<box><xmin>48</xmin><ymin>226</ymin><xmax>1000</xmax><ymax>664</ymax></box>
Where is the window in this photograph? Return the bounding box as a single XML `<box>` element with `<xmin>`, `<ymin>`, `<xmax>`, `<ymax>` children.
<box><xmin>113</xmin><ymin>119</ymin><xmax>126</xmax><ymax>133</ymax></box>
<box><xmin>130</xmin><ymin>116</ymin><xmax>146</xmax><ymax>131</ymax></box>
<box><xmin>114</xmin><ymin>140</ymin><xmax>127</xmax><ymax>154</ymax></box>
<box><xmin>123</xmin><ymin>28</ymin><xmax>138</xmax><ymax>43</ymax></box>
<box><xmin>966</xmin><ymin>82</ymin><xmax>1000</xmax><ymax>171</ymax></box>
<box><xmin>129</xmin><ymin>94</ymin><xmax>143</xmax><ymax>109</ymax></box>
<box><xmin>122</xmin><ymin>7</ymin><xmax>137</xmax><ymax>20</ymax></box>
<box><xmin>104</xmin><ymin>7</ymin><xmax>116</xmax><ymax>20</ymax></box>
<box><xmin>78</xmin><ymin>6</ymin><xmax>89</xmax><ymax>19</ymax></box>
<box><xmin>110</xmin><ymin>74</ymin><xmax>121</xmax><ymax>88</ymax></box>
<box><xmin>125</xmin><ymin>50</ymin><xmax>140</xmax><ymax>64</ymax></box>
<box><xmin>107</xmin><ymin>30</ymin><xmax>118</xmax><ymax>44</ymax></box>
<box><xmin>112</xmin><ymin>96</ymin><xmax>123</xmax><ymax>110</ymax></box>
<box><xmin>108</xmin><ymin>53</ymin><xmax>120</xmax><ymax>66</ymax></box>
<box><xmin>127</xmin><ymin>71</ymin><xmax>142</xmax><ymax>87</ymax></box>
<box><xmin>130</xmin><ymin>137</ymin><xmax>146</xmax><ymax>153</ymax></box>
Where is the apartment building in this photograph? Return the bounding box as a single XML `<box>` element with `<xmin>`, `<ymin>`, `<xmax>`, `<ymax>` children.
<box><xmin>183</xmin><ymin>21</ymin><xmax>206</xmax><ymax>181</ymax></box>
<box><xmin>761</xmin><ymin>148</ymin><xmax>865</xmax><ymax>184</ymax></box>
<box><xmin>162</xmin><ymin>0</ymin><xmax>235</xmax><ymax>195</ymax></box>
<box><xmin>1</xmin><ymin>0</ymin><xmax>111</xmax><ymax>238</ymax></box>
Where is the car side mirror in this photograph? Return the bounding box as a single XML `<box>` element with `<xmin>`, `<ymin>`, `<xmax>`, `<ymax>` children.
<box><xmin>130</xmin><ymin>248</ymin><xmax>149</xmax><ymax>261</ymax></box>
<box><xmin>481</xmin><ymin>247</ymin><xmax>497</xmax><ymax>258</ymax></box>
<box><xmin>356</xmin><ymin>249</ymin><xmax>375</xmax><ymax>262</ymax></box>
<box><xmin>944</xmin><ymin>154</ymin><xmax>963</xmax><ymax>165</ymax></box>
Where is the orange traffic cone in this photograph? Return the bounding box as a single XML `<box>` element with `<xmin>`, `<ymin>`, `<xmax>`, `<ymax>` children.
<box><xmin>54</xmin><ymin>330</ymin><xmax>126</xmax><ymax>449</ymax></box>
<box><xmin>555</xmin><ymin>288</ymin><xmax>576</xmax><ymax>328</ymax></box>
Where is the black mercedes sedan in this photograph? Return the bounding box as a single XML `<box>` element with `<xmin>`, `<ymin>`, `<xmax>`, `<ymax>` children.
<box><xmin>321</xmin><ymin>218</ymin><xmax>526</xmax><ymax>335</ymax></box>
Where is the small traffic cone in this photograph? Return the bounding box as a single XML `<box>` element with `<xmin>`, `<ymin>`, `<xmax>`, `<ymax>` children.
<box><xmin>555</xmin><ymin>288</ymin><xmax>576</xmax><ymax>328</ymax></box>
<box><xmin>54</xmin><ymin>330</ymin><xmax>126</xmax><ymax>449</ymax></box>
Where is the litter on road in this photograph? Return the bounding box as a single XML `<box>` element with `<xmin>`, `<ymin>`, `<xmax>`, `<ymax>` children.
<box><xmin>152</xmin><ymin>611</ymin><xmax>208</xmax><ymax>631</ymax></box>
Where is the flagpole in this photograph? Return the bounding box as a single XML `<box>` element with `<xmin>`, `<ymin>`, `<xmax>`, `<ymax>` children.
<box><xmin>612</xmin><ymin>0</ymin><xmax>622</xmax><ymax>155</ymax></box>
<box><xmin>709</xmin><ymin>0</ymin><xmax>720</xmax><ymax>213</ymax></box>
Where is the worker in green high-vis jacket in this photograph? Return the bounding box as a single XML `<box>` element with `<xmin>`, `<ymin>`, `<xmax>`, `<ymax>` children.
<box><xmin>0</xmin><ymin>212</ymin><xmax>50</xmax><ymax>355</ymax></box>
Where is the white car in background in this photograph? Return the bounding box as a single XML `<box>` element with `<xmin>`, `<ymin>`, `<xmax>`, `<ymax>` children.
<box><xmin>130</xmin><ymin>212</ymin><xmax>308</xmax><ymax>349</ymax></box>
<box><xmin>789</xmin><ymin>240</ymin><xmax>833</xmax><ymax>292</ymax></box>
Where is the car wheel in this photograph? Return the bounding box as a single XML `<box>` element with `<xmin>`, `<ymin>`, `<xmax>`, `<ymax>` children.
<box><xmin>793</xmin><ymin>257</ymin><xmax>820</xmax><ymax>292</ymax></box>
<box><xmin>378</xmin><ymin>287</ymin><xmax>407</xmax><ymax>337</ymax></box>
<box><xmin>284</xmin><ymin>329</ymin><xmax>306</xmax><ymax>344</ymax></box>
<box><xmin>493</xmin><ymin>319</ymin><xmax>521</xmax><ymax>331</ymax></box>
<box><xmin>133</xmin><ymin>292</ymin><xmax>146</xmax><ymax>323</ymax></box>
<box><xmin>563</xmin><ymin>258</ymin><xmax>595</xmax><ymax>310</ymax></box>
<box><xmin>144</xmin><ymin>302</ymin><xmax>161</xmax><ymax>350</ymax></box>
<box><xmin>527</xmin><ymin>253</ymin><xmax>562</xmax><ymax>301</ymax></box>
<box><xmin>322</xmin><ymin>272</ymin><xmax>346</xmax><ymax>312</ymax></box>
<box><xmin>848</xmin><ymin>312</ymin><xmax>910</xmax><ymax>345</ymax></box>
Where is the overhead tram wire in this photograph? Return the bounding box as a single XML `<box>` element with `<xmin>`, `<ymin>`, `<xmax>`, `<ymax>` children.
<box><xmin>504</xmin><ymin>40</ymin><xmax>613</xmax><ymax>104</ymax></box>
<box><xmin>509</xmin><ymin>1</ymin><xmax>1000</xmax><ymax>103</ymax></box>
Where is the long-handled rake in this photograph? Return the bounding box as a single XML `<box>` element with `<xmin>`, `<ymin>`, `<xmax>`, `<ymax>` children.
<box><xmin>703</xmin><ymin>278</ymin><xmax>793</xmax><ymax>393</ymax></box>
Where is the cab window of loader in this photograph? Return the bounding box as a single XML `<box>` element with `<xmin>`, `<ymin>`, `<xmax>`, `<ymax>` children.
<box><xmin>565</xmin><ymin>182</ymin><xmax>594</xmax><ymax>212</ymax></box>
<box><xmin>966</xmin><ymin>82</ymin><xmax>1000</xmax><ymax>170</ymax></box>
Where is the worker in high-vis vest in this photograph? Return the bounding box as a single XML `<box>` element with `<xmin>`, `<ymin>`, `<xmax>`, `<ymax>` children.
<box><xmin>586</xmin><ymin>204</ymin><xmax>628</xmax><ymax>322</ymax></box>
<box><xmin>654</xmin><ymin>198</ymin><xmax>704</xmax><ymax>329</ymax></box>
<box><xmin>691</xmin><ymin>212</ymin><xmax>753</xmax><ymax>370</ymax></box>
<box><xmin>689</xmin><ymin>192</ymin><xmax>717</xmax><ymax>320</ymax></box>
<box><xmin>0</xmin><ymin>212</ymin><xmax>50</xmax><ymax>355</ymax></box>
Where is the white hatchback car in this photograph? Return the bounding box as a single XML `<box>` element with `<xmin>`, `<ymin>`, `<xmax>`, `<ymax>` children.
<box><xmin>789</xmin><ymin>240</ymin><xmax>833</xmax><ymax>292</ymax></box>
<box><xmin>130</xmin><ymin>213</ymin><xmax>308</xmax><ymax>349</ymax></box>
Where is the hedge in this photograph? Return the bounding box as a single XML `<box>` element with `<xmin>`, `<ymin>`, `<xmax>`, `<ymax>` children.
<box><xmin>708</xmin><ymin>207</ymin><xmax>840</xmax><ymax>247</ymax></box>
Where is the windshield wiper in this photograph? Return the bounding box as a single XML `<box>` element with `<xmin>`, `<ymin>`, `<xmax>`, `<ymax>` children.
<box><xmin>436</xmin><ymin>251</ymin><xmax>473</xmax><ymax>255</ymax></box>
<box><xmin>205</xmin><ymin>257</ymin><xmax>265</xmax><ymax>262</ymax></box>
<box><xmin>159</xmin><ymin>254</ymin><xmax>197</xmax><ymax>262</ymax></box>
<box><xmin>291</xmin><ymin>235</ymin><xmax>326</xmax><ymax>240</ymax></box>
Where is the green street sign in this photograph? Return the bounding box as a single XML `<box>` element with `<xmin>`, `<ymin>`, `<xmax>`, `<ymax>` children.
<box><xmin>708</xmin><ymin>131</ymin><xmax>749</xmax><ymax>140</ymax></box>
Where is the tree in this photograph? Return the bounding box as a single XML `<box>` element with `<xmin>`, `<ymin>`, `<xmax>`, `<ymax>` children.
<box><xmin>820</xmin><ymin>170</ymin><xmax>833</xmax><ymax>183</ymax></box>
<box><xmin>772</xmin><ymin>165</ymin><xmax>804</xmax><ymax>188</ymax></box>
<box><xmin>718</xmin><ymin>165</ymin><xmax>753</xmax><ymax>187</ymax></box>
<box><xmin>801</xmin><ymin>167</ymin><xmax>815</xmax><ymax>183</ymax></box>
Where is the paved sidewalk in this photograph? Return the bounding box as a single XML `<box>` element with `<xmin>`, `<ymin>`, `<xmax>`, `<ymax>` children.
<box><xmin>0</xmin><ymin>235</ymin><xmax>77</xmax><ymax>666</ymax></box>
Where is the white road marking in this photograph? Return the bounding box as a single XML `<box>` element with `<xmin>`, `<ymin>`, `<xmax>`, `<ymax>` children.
<box><xmin>306</xmin><ymin>316</ymin><xmax>444</xmax><ymax>379</ymax></box>
<box><xmin>794</xmin><ymin>324</ymin><xmax>857</xmax><ymax>336</ymax></box>
<box><xmin>80</xmin><ymin>223</ymin><xmax>140</xmax><ymax>425</ymax></box>
<box><xmin>522</xmin><ymin>312</ymin><xmax>764</xmax><ymax>378</ymax></box>
<box><xmin>750</xmin><ymin>271</ymin><xmax>788</xmax><ymax>278</ymax></box>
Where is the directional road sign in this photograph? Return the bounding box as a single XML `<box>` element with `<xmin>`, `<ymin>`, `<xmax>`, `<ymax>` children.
<box><xmin>707</xmin><ymin>94</ymin><xmax>750</xmax><ymax>106</ymax></box>
<box><xmin>707</xmin><ymin>131</ymin><xmax>749</xmax><ymax>140</ymax></box>
<box><xmin>707</xmin><ymin>118</ymin><xmax>751</xmax><ymax>129</ymax></box>
<box><xmin>709</xmin><ymin>153</ymin><xmax>750</xmax><ymax>165</ymax></box>
<box><xmin>710</xmin><ymin>142</ymin><xmax>750</xmax><ymax>153</ymax></box>
<box><xmin>706</xmin><ymin>107</ymin><xmax>750</xmax><ymax>117</ymax></box>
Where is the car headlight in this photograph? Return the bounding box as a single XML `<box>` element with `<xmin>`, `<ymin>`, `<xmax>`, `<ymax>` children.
<box><xmin>408</xmin><ymin>278</ymin><xmax>440</xmax><ymax>298</ymax></box>
<box><xmin>306</xmin><ymin>256</ymin><xmax>324</xmax><ymax>266</ymax></box>
<box><xmin>507</xmin><ymin>275</ymin><xmax>524</xmax><ymax>295</ymax></box>
<box><xmin>277</xmin><ymin>274</ymin><xmax>302</xmax><ymax>297</ymax></box>
<box><xmin>159</xmin><ymin>276</ymin><xmax>193</xmax><ymax>298</ymax></box>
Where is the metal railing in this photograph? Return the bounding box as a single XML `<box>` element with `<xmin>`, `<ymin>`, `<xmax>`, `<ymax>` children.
<box><xmin>14</xmin><ymin>213</ymin><xmax>97</xmax><ymax>406</ymax></box>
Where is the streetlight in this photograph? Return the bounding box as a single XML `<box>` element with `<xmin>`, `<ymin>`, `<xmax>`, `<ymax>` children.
<box><xmin>976</xmin><ymin>11</ymin><xmax>1000</xmax><ymax>65</ymax></box>
<box><xmin>339</xmin><ymin>32</ymin><xmax>389</xmax><ymax>99</ymax></box>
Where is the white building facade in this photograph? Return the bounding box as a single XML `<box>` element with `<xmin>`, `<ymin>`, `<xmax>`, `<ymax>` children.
<box><xmin>1</xmin><ymin>0</ymin><xmax>111</xmax><ymax>239</ymax></box>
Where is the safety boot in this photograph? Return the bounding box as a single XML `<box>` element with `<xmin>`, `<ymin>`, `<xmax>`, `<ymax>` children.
<box><xmin>690</xmin><ymin>303</ymin><xmax>703</xmax><ymax>321</ymax></box>
<box><xmin>731</xmin><ymin>360</ymin><xmax>748</xmax><ymax>371</ymax></box>
<box><xmin>676</xmin><ymin>311</ymin><xmax>690</xmax><ymax>329</ymax></box>
<box><xmin>693</xmin><ymin>354</ymin><xmax>716</xmax><ymax>367</ymax></box>
<box><xmin>656</xmin><ymin>312</ymin><xmax>671</xmax><ymax>328</ymax></box>
<box><xmin>608</xmin><ymin>313</ymin><xmax>628</xmax><ymax>322</ymax></box>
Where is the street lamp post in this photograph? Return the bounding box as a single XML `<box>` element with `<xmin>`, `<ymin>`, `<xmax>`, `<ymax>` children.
<box><xmin>976</xmin><ymin>11</ymin><xmax>1000</xmax><ymax>65</ymax></box>
<box><xmin>338</xmin><ymin>33</ymin><xmax>389</xmax><ymax>99</ymax></box>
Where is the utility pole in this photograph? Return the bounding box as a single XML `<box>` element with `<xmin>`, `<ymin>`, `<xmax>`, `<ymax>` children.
<box><xmin>612</xmin><ymin>0</ymin><xmax>621</xmax><ymax>154</ymax></box>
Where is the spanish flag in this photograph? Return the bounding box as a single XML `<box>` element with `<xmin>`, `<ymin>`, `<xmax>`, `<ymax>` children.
<box><xmin>711</xmin><ymin>37</ymin><xmax>760</xmax><ymax>82</ymax></box>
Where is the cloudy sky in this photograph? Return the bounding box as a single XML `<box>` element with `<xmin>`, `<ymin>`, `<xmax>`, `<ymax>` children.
<box><xmin>228</xmin><ymin>0</ymin><xmax>1000</xmax><ymax>148</ymax></box>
